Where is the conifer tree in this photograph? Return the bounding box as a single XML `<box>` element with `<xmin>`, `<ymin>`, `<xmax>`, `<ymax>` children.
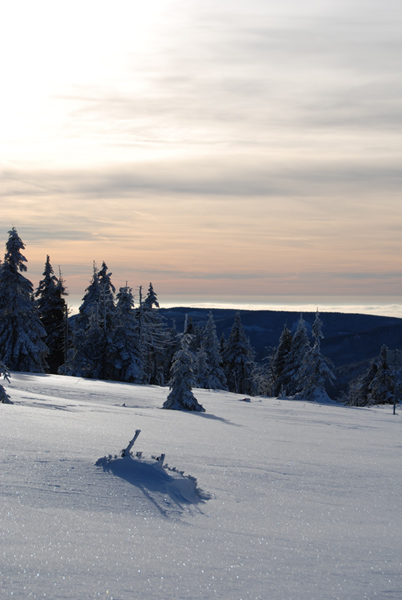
<box><xmin>35</xmin><ymin>256</ymin><xmax>68</xmax><ymax>373</ymax></box>
<box><xmin>0</xmin><ymin>361</ymin><xmax>12</xmax><ymax>404</ymax></box>
<box><xmin>74</xmin><ymin>262</ymin><xmax>100</xmax><ymax>332</ymax></box>
<box><xmin>347</xmin><ymin>361</ymin><xmax>378</xmax><ymax>406</ymax></box>
<box><xmin>143</xmin><ymin>282</ymin><xmax>159</xmax><ymax>309</ymax></box>
<box><xmin>223</xmin><ymin>312</ymin><xmax>255</xmax><ymax>394</ymax></box>
<box><xmin>198</xmin><ymin>312</ymin><xmax>227</xmax><ymax>390</ymax></box>
<box><xmin>163</xmin><ymin>333</ymin><xmax>205</xmax><ymax>412</ymax></box>
<box><xmin>112</xmin><ymin>285</ymin><xmax>143</xmax><ymax>382</ymax></box>
<box><xmin>285</xmin><ymin>315</ymin><xmax>310</xmax><ymax>396</ymax></box>
<box><xmin>270</xmin><ymin>324</ymin><xmax>293</xmax><ymax>396</ymax></box>
<box><xmin>295</xmin><ymin>310</ymin><xmax>336</xmax><ymax>402</ymax></box>
<box><xmin>367</xmin><ymin>345</ymin><xmax>395</xmax><ymax>405</ymax></box>
<box><xmin>0</xmin><ymin>228</ymin><xmax>48</xmax><ymax>372</ymax></box>
<box><xmin>63</xmin><ymin>261</ymin><xmax>117</xmax><ymax>379</ymax></box>
<box><xmin>136</xmin><ymin>284</ymin><xmax>170</xmax><ymax>385</ymax></box>
<box><xmin>347</xmin><ymin>346</ymin><xmax>397</xmax><ymax>406</ymax></box>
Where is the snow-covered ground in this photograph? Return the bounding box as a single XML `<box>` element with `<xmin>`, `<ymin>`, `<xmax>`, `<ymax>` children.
<box><xmin>1</xmin><ymin>374</ymin><xmax>401</xmax><ymax>600</ymax></box>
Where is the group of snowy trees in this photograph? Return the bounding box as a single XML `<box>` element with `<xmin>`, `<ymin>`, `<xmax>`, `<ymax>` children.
<box><xmin>0</xmin><ymin>229</ymin><xmax>256</xmax><ymax>410</ymax></box>
<box><xmin>345</xmin><ymin>345</ymin><xmax>401</xmax><ymax>407</ymax></box>
<box><xmin>269</xmin><ymin>312</ymin><xmax>336</xmax><ymax>402</ymax></box>
<box><xmin>0</xmin><ymin>228</ymin><xmax>399</xmax><ymax>409</ymax></box>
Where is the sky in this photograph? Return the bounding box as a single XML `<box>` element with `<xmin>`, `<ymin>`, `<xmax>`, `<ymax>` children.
<box><xmin>1</xmin><ymin>0</ymin><xmax>401</xmax><ymax>312</ymax></box>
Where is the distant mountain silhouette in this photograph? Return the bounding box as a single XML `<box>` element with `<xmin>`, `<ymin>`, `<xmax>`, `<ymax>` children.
<box><xmin>160</xmin><ymin>307</ymin><xmax>402</xmax><ymax>398</ymax></box>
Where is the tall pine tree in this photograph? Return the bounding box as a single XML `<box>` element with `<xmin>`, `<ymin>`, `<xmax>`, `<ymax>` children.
<box><xmin>0</xmin><ymin>228</ymin><xmax>48</xmax><ymax>372</ymax></box>
<box><xmin>112</xmin><ymin>285</ymin><xmax>143</xmax><ymax>382</ymax></box>
<box><xmin>223</xmin><ymin>312</ymin><xmax>255</xmax><ymax>395</ymax></box>
<box><xmin>295</xmin><ymin>310</ymin><xmax>336</xmax><ymax>402</ymax></box>
<box><xmin>198</xmin><ymin>312</ymin><xmax>227</xmax><ymax>390</ymax></box>
<box><xmin>270</xmin><ymin>324</ymin><xmax>293</xmax><ymax>396</ymax></box>
<box><xmin>285</xmin><ymin>315</ymin><xmax>310</xmax><ymax>396</ymax></box>
<box><xmin>35</xmin><ymin>256</ymin><xmax>68</xmax><ymax>373</ymax></box>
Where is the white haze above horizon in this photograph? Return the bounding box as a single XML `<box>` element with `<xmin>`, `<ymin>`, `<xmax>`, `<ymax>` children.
<box><xmin>67</xmin><ymin>293</ymin><xmax>402</xmax><ymax>319</ymax></box>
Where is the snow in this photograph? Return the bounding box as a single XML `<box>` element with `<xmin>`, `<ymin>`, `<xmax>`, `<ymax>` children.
<box><xmin>1</xmin><ymin>373</ymin><xmax>402</xmax><ymax>600</ymax></box>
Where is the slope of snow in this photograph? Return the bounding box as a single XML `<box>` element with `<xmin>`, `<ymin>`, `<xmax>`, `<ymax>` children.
<box><xmin>1</xmin><ymin>373</ymin><xmax>401</xmax><ymax>599</ymax></box>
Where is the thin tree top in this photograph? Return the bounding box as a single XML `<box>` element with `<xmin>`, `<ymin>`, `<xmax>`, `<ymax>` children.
<box><xmin>3</xmin><ymin>227</ymin><xmax>28</xmax><ymax>273</ymax></box>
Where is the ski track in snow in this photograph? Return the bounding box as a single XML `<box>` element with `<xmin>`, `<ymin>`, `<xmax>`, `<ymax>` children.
<box><xmin>1</xmin><ymin>372</ymin><xmax>402</xmax><ymax>600</ymax></box>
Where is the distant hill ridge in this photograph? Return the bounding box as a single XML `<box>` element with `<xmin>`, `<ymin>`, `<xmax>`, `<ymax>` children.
<box><xmin>160</xmin><ymin>307</ymin><xmax>402</xmax><ymax>397</ymax></box>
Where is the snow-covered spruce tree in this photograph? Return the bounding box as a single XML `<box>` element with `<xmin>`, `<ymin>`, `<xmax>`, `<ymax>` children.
<box><xmin>143</xmin><ymin>282</ymin><xmax>159</xmax><ymax>309</ymax></box>
<box><xmin>136</xmin><ymin>284</ymin><xmax>170</xmax><ymax>385</ymax></box>
<box><xmin>270</xmin><ymin>324</ymin><xmax>293</xmax><ymax>396</ymax></box>
<box><xmin>74</xmin><ymin>261</ymin><xmax>100</xmax><ymax>332</ymax></box>
<box><xmin>295</xmin><ymin>310</ymin><xmax>336</xmax><ymax>402</ymax></box>
<box><xmin>112</xmin><ymin>285</ymin><xmax>143</xmax><ymax>382</ymax></box>
<box><xmin>346</xmin><ymin>361</ymin><xmax>378</xmax><ymax>406</ymax></box>
<box><xmin>249</xmin><ymin>362</ymin><xmax>272</xmax><ymax>396</ymax></box>
<box><xmin>197</xmin><ymin>311</ymin><xmax>227</xmax><ymax>390</ymax></box>
<box><xmin>367</xmin><ymin>345</ymin><xmax>396</xmax><ymax>405</ymax></box>
<box><xmin>0</xmin><ymin>228</ymin><xmax>48</xmax><ymax>372</ymax></box>
<box><xmin>223</xmin><ymin>312</ymin><xmax>255</xmax><ymax>395</ymax></box>
<box><xmin>35</xmin><ymin>256</ymin><xmax>68</xmax><ymax>373</ymax></box>
<box><xmin>63</xmin><ymin>262</ymin><xmax>117</xmax><ymax>379</ymax></box>
<box><xmin>345</xmin><ymin>346</ymin><xmax>398</xmax><ymax>407</ymax></box>
<box><xmin>0</xmin><ymin>361</ymin><xmax>12</xmax><ymax>404</ymax></box>
<box><xmin>284</xmin><ymin>315</ymin><xmax>310</xmax><ymax>396</ymax></box>
<box><xmin>67</xmin><ymin>305</ymin><xmax>105</xmax><ymax>378</ymax></box>
<box><xmin>163</xmin><ymin>333</ymin><xmax>205</xmax><ymax>412</ymax></box>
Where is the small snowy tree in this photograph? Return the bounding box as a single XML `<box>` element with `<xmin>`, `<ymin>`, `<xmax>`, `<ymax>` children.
<box><xmin>163</xmin><ymin>333</ymin><xmax>205</xmax><ymax>412</ymax></box>
<box><xmin>143</xmin><ymin>282</ymin><xmax>159</xmax><ymax>309</ymax></box>
<box><xmin>0</xmin><ymin>228</ymin><xmax>48</xmax><ymax>372</ymax></box>
<box><xmin>0</xmin><ymin>361</ymin><xmax>12</xmax><ymax>404</ymax></box>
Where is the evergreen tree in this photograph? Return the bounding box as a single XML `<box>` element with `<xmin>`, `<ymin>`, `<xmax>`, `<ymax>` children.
<box><xmin>295</xmin><ymin>310</ymin><xmax>336</xmax><ymax>402</ymax></box>
<box><xmin>143</xmin><ymin>282</ymin><xmax>159</xmax><ymax>309</ymax></box>
<box><xmin>285</xmin><ymin>315</ymin><xmax>310</xmax><ymax>396</ymax></box>
<box><xmin>223</xmin><ymin>312</ymin><xmax>255</xmax><ymax>395</ymax></box>
<box><xmin>198</xmin><ymin>312</ymin><xmax>227</xmax><ymax>390</ymax></box>
<box><xmin>35</xmin><ymin>256</ymin><xmax>68</xmax><ymax>373</ymax></box>
<box><xmin>63</xmin><ymin>262</ymin><xmax>117</xmax><ymax>379</ymax></box>
<box><xmin>195</xmin><ymin>347</ymin><xmax>209</xmax><ymax>388</ymax></box>
<box><xmin>346</xmin><ymin>361</ymin><xmax>378</xmax><ymax>407</ymax></box>
<box><xmin>136</xmin><ymin>284</ymin><xmax>170</xmax><ymax>385</ymax></box>
<box><xmin>163</xmin><ymin>333</ymin><xmax>205</xmax><ymax>412</ymax></box>
<box><xmin>346</xmin><ymin>346</ymin><xmax>398</xmax><ymax>407</ymax></box>
<box><xmin>270</xmin><ymin>324</ymin><xmax>293</xmax><ymax>396</ymax></box>
<box><xmin>74</xmin><ymin>262</ymin><xmax>100</xmax><ymax>331</ymax></box>
<box><xmin>0</xmin><ymin>361</ymin><xmax>12</xmax><ymax>404</ymax></box>
<box><xmin>249</xmin><ymin>362</ymin><xmax>272</xmax><ymax>397</ymax></box>
<box><xmin>112</xmin><ymin>285</ymin><xmax>143</xmax><ymax>382</ymax></box>
<box><xmin>368</xmin><ymin>345</ymin><xmax>395</xmax><ymax>405</ymax></box>
<box><xmin>0</xmin><ymin>228</ymin><xmax>48</xmax><ymax>372</ymax></box>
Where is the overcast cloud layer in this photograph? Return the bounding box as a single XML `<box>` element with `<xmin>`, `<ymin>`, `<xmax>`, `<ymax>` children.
<box><xmin>0</xmin><ymin>0</ymin><xmax>401</xmax><ymax>302</ymax></box>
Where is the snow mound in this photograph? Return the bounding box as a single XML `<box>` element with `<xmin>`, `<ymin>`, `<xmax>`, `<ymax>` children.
<box><xmin>95</xmin><ymin>454</ymin><xmax>211</xmax><ymax>518</ymax></box>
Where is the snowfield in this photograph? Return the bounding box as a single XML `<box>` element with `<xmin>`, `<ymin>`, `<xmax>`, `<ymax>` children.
<box><xmin>1</xmin><ymin>374</ymin><xmax>401</xmax><ymax>600</ymax></box>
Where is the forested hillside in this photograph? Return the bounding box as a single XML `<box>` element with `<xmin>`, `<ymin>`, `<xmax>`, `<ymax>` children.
<box><xmin>0</xmin><ymin>228</ymin><xmax>401</xmax><ymax>406</ymax></box>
